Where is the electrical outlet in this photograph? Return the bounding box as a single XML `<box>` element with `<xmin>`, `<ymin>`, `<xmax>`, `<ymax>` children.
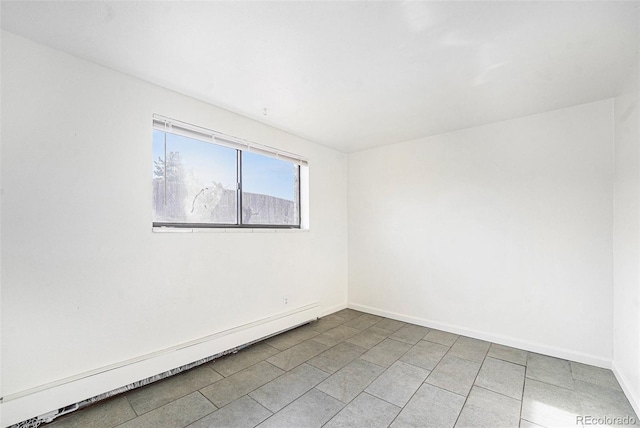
<box><xmin>283</xmin><ymin>296</ymin><xmax>289</xmax><ymax>306</ymax></box>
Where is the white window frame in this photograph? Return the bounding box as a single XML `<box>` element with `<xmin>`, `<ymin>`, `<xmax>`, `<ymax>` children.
<box><xmin>152</xmin><ymin>114</ymin><xmax>309</xmax><ymax>230</ymax></box>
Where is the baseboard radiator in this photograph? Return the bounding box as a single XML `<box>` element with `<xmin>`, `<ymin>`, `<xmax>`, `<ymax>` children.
<box><xmin>3</xmin><ymin>304</ymin><xmax>320</xmax><ymax>428</ymax></box>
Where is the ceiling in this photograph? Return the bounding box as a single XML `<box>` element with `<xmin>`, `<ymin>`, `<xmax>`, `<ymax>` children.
<box><xmin>2</xmin><ymin>1</ymin><xmax>638</xmax><ymax>153</ymax></box>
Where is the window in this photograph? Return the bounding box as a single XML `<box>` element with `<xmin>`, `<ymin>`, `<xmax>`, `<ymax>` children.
<box><xmin>152</xmin><ymin>115</ymin><xmax>305</xmax><ymax>228</ymax></box>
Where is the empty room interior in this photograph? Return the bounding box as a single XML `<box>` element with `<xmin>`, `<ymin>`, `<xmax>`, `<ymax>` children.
<box><xmin>1</xmin><ymin>1</ymin><xmax>640</xmax><ymax>427</ymax></box>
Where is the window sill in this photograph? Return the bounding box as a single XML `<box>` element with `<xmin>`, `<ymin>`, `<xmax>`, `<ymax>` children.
<box><xmin>152</xmin><ymin>227</ymin><xmax>309</xmax><ymax>233</ymax></box>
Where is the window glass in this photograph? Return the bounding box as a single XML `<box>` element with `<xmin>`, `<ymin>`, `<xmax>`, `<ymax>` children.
<box><xmin>241</xmin><ymin>151</ymin><xmax>300</xmax><ymax>225</ymax></box>
<box><xmin>152</xmin><ymin>131</ymin><xmax>237</xmax><ymax>224</ymax></box>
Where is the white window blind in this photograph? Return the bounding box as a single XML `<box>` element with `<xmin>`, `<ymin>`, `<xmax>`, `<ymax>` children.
<box><xmin>152</xmin><ymin>114</ymin><xmax>308</xmax><ymax>167</ymax></box>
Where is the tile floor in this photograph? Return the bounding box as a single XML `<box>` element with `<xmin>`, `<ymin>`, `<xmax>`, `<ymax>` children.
<box><xmin>45</xmin><ymin>309</ymin><xmax>638</xmax><ymax>428</ymax></box>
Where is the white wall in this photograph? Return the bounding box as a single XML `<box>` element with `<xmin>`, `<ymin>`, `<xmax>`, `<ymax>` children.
<box><xmin>0</xmin><ymin>31</ymin><xmax>348</xmax><ymax>422</ymax></box>
<box><xmin>348</xmin><ymin>100</ymin><xmax>614</xmax><ymax>366</ymax></box>
<box><xmin>613</xmin><ymin>40</ymin><xmax>640</xmax><ymax>414</ymax></box>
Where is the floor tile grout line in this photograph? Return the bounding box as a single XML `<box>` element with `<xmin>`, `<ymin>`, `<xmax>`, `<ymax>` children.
<box><xmin>423</xmin><ymin>337</ymin><xmax>458</xmax><ymax>347</ymax></box>
<box><xmin>317</xmin><ymin>389</ymin><xmax>360</xmax><ymax>427</ymax></box>
<box><xmin>129</xmin><ymin>366</ymin><xmax>225</xmax><ymax>417</ymax></box>
<box><xmin>263</xmin><ymin>329</ymin><xmax>324</xmax><ymax>353</ymax></box>
<box><xmin>306</xmin><ymin>360</ymin><xmax>336</xmax><ymax>376</ymax></box>
<box><xmin>196</xmin><ymin>388</ymin><xmax>218</xmax><ymax>413</ymax></box>
<box><xmin>199</xmin><ymin>360</ymin><xmax>287</xmax><ymax>408</ymax></box>
<box><xmin>487</xmin><ymin>354</ymin><xmax>527</xmax><ymax>367</ymax></box>
<box><xmin>452</xmin><ymin>345</ymin><xmax>490</xmax><ymax>427</ymax></box>
<box><xmin>122</xmin><ymin>395</ymin><xmax>138</xmax><ymax>421</ymax></box>
<box><xmin>116</xmin><ymin>390</ymin><xmax>216</xmax><ymax>428</ymax></box>
<box><xmin>208</xmin><ymin>356</ymin><xmax>279</xmax><ymax>386</ymax></box>
<box><xmin>257</xmin><ymin>386</ymin><xmax>344</xmax><ymax>428</ymax></box>
<box><xmin>386</xmin><ymin>373</ymin><xmax>435</xmax><ymax>427</ymax></box>
<box><xmin>518</xmin><ymin>363</ymin><xmax>528</xmax><ymax>428</ymax></box>
<box><xmin>473</xmin><ymin>384</ymin><xmax>523</xmax><ymax>402</ymax></box>
<box><xmin>527</xmin><ymin>370</ymin><xmax>624</xmax><ymax>393</ymax></box>
<box><xmin>385</xmin><ymin>332</ymin><xmax>470</xmax><ymax>427</ymax></box>
<box><xmin>364</xmin><ymin>371</ymin><xmax>430</xmax><ymax>422</ymax></box>
<box><xmin>130</xmin><ymin>388</ymin><xmax>203</xmax><ymax>417</ymax></box>
<box><xmin>259</xmin><ymin>334</ymin><xmax>336</xmax><ymax>372</ymax></box>
<box><xmin>184</xmin><ymin>397</ymin><xmax>220</xmax><ymax>428</ymax></box>
<box><xmin>250</xmin><ymin>397</ymin><xmax>287</xmax><ymax>426</ymax></box>
<box><xmin>248</xmin><ymin>369</ymin><xmax>328</xmax><ymax>414</ymax></box>
<box><xmin>361</xmin><ymin>389</ymin><xmax>408</xmax><ymax>412</ymax></box>
<box><xmin>442</xmin><ymin>341</ymin><xmax>494</xmax><ymax>365</ymax></box>
<box><xmin>524</xmin><ymin>372</ymin><xmax>628</xmax><ymax>404</ymax></box>
<box><xmin>177</xmin><ymin>391</ymin><xmax>219</xmax><ymax>428</ymax></box>
<box><xmin>374</xmin><ymin>331</ymin><xmax>442</xmax><ymax>428</ymax></box>
<box><xmin>319</xmin><ymin>386</ymin><xmax>393</xmax><ymax>427</ymax></box>
<box><xmin>249</xmin><ymin>395</ymin><xmax>275</xmax><ymax>419</ymax></box>
<box><xmin>212</xmin><ymin>327</ymin><xmax>358</xmax><ymax>427</ymax></box>
<box><xmin>422</xmin><ymin>341</ymin><xmax>483</xmax><ymax>398</ymax></box>
<box><xmin>397</xmin><ymin>358</ymin><xmax>438</xmax><ymax>375</ymax></box>
<box><xmin>305</xmin><ymin>342</ymin><xmax>370</xmax><ymax>375</ymax></box>
<box><xmin>210</xmin><ymin>339</ymin><xmax>291</xmax><ymax>378</ymax></box>
<box><xmin>318</xmin><ymin>327</ymin><xmax>418</xmax><ymax>427</ymax></box>
<box><xmin>524</xmin><ymin>373</ymin><xmax>580</xmax><ymax>393</ymax></box>
<box><xmin>422</xmin><ymin>380</ymin><xmax>469</xmax><ymax>398</ymax></box>
<box><xmin>344</xmin><ymin>335</ymin><xmax>388</xmax><ymax>350</ymax></box>
<box><xmin>125</xmin><ymin>365</ymin><xmax>227</xmax><ymax>417</ymax></box>
<box><xmin>316</xmin><ymin>383</ymin><xmax>354</xmax><ymax>427</ymax></box>
<box><xmin>276</xmin><ymin>323</ymin><xmax>374</xmax><ymax>373</ymax></box>
<box><xmin>520</xmin><ymin>417</ymin><xmax>544</xmax><ymax>427</ymax></box>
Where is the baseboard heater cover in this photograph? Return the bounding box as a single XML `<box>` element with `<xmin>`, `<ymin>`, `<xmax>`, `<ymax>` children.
<box><xmin>11</xmin><ymin>333</ymin><xmax>291</xmax><ymax>428</ymax></box>
<box><xmin>4</xmin><ymin>304</ymin><xmax>320</xmax><ymax>428</ymax></box>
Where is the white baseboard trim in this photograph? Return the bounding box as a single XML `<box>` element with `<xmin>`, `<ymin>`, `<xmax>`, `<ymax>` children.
<box><xmin>348</xmin><ymin>302</ymin><xmax>611</xmax><ymax>369</ymax></box>
<box><xmin>612</xmin><ymin>362</ymin><xmax>640</xmax><ymax>418</ymax></box>
<box><xmin>1</xmin><ymin>304</ymin><xmax>320</xmax><ymax>428</ymax></box>
<box><xmin>320</xmin><ymin>302</ymin><xmax>348</xmax><ymax>317</ymax></box>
